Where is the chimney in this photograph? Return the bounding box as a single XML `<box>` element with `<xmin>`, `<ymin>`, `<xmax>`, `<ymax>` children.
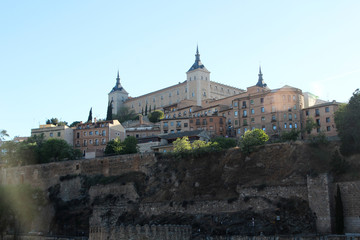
<box><xmin>139</xmin><ymin>115</ymin><xmax>144</xmax><ymax>125</ymax></box>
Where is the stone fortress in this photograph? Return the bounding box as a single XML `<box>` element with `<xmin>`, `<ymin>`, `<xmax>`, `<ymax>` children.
<box><xmin>108</xmin><ymin>46</ymin><xmax>341</xmax><ymax>142</ymax></box>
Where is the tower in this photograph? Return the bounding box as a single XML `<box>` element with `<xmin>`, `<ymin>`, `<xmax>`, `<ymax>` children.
<box><xmin>256</xmin><ymin>66</ymin><xmax>267</xmax><ymax>88</ymax></box>
<box><xmin>108</xmin><ymin>71</ymin><xmax>129</xmax><ymax>115</ymax></box>
<box><xmin>186</xmin><ymin>46</ymin><xmax>211</xmax><ymax>106</ymax></box>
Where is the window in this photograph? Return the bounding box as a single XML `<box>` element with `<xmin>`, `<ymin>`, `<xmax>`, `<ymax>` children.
<box><xmin>164</xmin><ymin>122</ymin><xmax>168</xmax><ymax>127</ymax></box>
<box><xmin>235</xmin><ymin>120</ymin><xmax>238</xmax><ymax>125</ymax></box>
<box><xmin>170</xmin><ymin>122</ymin><xmax>174</xmax><ymax>126</ymax></box>
<box><xmin>316</xmin><ymin>119</ymin><xmax>320</xmax><ymax>126</ymax></box>
<box><xmin>161</xmin><ymin>96</ymin><xmax>163</xmax><ymax>100</ymax></box>
<box><xmin>294</xmin><ymin>114</ymin><xmax>297</xmax><ymax>119</ymax></box>
<box><xmin>284</xmin><ymin>123</ymin><xmax>287</xmax><ymax>128</ymax></box>
<box><xmin>326</xmin><ymin>117</ymin><xmax>330</xmax><ymax>123</ymax></box>
<box><xmin>288</xmin><ymin>95</ymin><xmax>291</xmax><ymax>102</ymax></box>
<box><xmin>295</xmin><ymin>123</ymin><xmax>298</xmax><ymax>128</ymax></box>
<box><xmin>325</xmin><ymin>107</ymin><xmax>330</xmax><ymax>112</ymax></box>
<box><xmin>315</xmin><ymin>109</ymin><xmax>320</xmax><ymax>116</ymax></box>
<box><xmin>289</xmin><ymin>114</ymin><xmax>292</xmax><ymax>121</ymax></box>
<box><xmin>272</xmin><ymin>106</ymin><xmax>276</xmax><ymax>112</ymax></box>
<box><xmin>244</xmin><ymin>128</ymin><xmax>248</xmax><ymax>132</ymax></box>
<box><xmin>260</xmin><ymin>98</ymin><xmax>264</xmax><ymax>103</ymax></box>
<box><xmin>234</xmin><ymin>111</ymin><xmax>238</xmax><ymax>116</ymax></box>
<box><xmin>243</xmin><ymin>110</ymin><xmax>247</xmax><ymax>117</ymax></box>
<box><xmin>251</xmin><ymin>118</ymin><xmax>255</xmax><ymax>123</ymax></box>
<box><xmin>84</xmin><ymin>132</ymin><xmax>87</xmax><ymax>136</ymax></box>
<box><xmin>177</xmin><ymin>90</ymin><xmax>179</xmax><ymax>95</ymax></box>
<box><xmin>89</xmin><ymin>131</ymin><xmax>93</xmax><ymax>135</ymax></box>
<box><xmin>50</xmin><ymin>132</ymin><xmax>53</xmax><ymax>137</ymax></box>
<box><xmin>283</xmin><ymin>113</ymin><xmax>287</xmax><ymax>120</ymax></box>
<box><xmin>77</xmin><ymin>132</ymin><xmax>80</xmax><ymax>138</ymax></box>
<box><xmin>237</xmin><ymin>129</ymin><xmax>241</xmax><ymax>134</ymax></box>
<box><xmin>95</xmin><ymin>139</ymin><xmax>99</xmax><ymax>145</ymax></box>
<box><xmin>306</xmin><ymin>110</ymin><xmax>309</xmax><ymax>116</ymax></box>
<box><xmin>272</xmin><ymin>115</ymin><xmax>276</xmax><ymax>121</ymax></box>
<box><xmin>251</xmin><ymin>127</ymin><xmax>255</xmax><ymax>130</ymax></box>
<box><xmin>294</xmin><ymin>105</ymin><xmax>297</xmax><ymax>110</ymax></box>
<box><xmin>327</xmin><ymin>126</ymin><xmax>331</xmax><ymax>131</ymax></box>
<box><xmin>243</xmin><ymin>119</ymin><xmax>248</xmax><ymax>126</ymax></box>
<box><xmin>192</xmin><ymin>92</ymin><xmax>195</xmax><ymax>97</ymax></box>
<box><xmin>184</xmin><ymin>123</ymin><xmax>188</xmax><ymax>127</ymax></box>
<box><xmin>196</xmin><ymin>119</ymin><xmax>200</xmax><ymax>125</ymax></box>
<box><xmin>95</xmin><ymin>131</ymin><xmax>99</xmax><ymax>135</ymax></box>
<box><xmin>57</xmin><ymin>132</ymin><xmax>61</xmax><ymax>137</ymax></box>
<box><xmin>261</xmin><ymin>116</ymin><xmax>265</xmax><ymax>121</ymax></box>
<box><xmin>153</xmin><ymin>97</ymin><xmax>156</xmax><ymax>102</ymax></box>
<box><xmin>261</xmin><ymin>107</ymin><xmax>265</xmax><ymax>113</ymax></box>
<box><xmin>169</xmin><ymin>92</ymin><xmax>172</xmax><ymax>97</ymax></box>
<box><xmin>234</xmin><ymin>102</ymin><xmax>238</xmax><ymax>107</ymax></box>
<box><xmin>203</xmin><ymin>91</ymin><xmax>206</xmax><ymax>96</ymax></box>
<box><xmin>262</xmin><ymin>126</ymin><xmax>266</xmax><ymax>131</ymax></box>
<box><xmin>251</xmin><ymin>109</ymin><xmax>255</xmax><ymax>114</ymax></box>
<box><xmin>202</xmin><ymin>119</ymin><xmax>207</xmax><ymax>125</ymax></box>
<box><xmin>242</xmin><ymin>101</ymin><xmax>247</xmax><ymax>108</ymax></box>
<box><xmin>210</xmin><ymin>118</ymin><xmax>213</xmax><ymax>122</ymax></box>
<box><xmin>293</xmin><ymin>95</ymin><xmax>296</xmax><ymax>101</ymax></box>
<box><xmin>89</xmin><ymin>139</ymin><xmax>93</xmax><ymax>145</ymax></box>
<box><xmin>273</xmin><ymin>125</ymin><xmax>277</xmax><ymax>130</ymax></box>
<box><xmin>289</xmin><ymin>123</ymin><xmax>293</xmax><ymax>128</ymax></box>
<box><xmin>250</xmin><ymin>100</ymin><xmax>254</xmax><ymax>105</ymax></box>
<box><xmin>102</xmin><ymin>139</ymin><xmax>106</xmax><ymax>144</ymax></box>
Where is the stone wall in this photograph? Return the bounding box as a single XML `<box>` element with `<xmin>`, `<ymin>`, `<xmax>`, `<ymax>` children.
<box><xmin>0</xmin><ymin>153</ymin><xmax>157</xmax><ymax>189</ymax></box>
<box><xmin>89</xmin><ymin>224</ymin><xmax>192</xmax><ymax>240</ymax></box>
<box><xmin>307</xmin><ymin>174</ymin><xmax>333</xmax><ymax>234</ymax></box>
<box><xmin>336</xmin><ymin>181</ymin><xmax>360</xmax><ymax>233</ymax></box>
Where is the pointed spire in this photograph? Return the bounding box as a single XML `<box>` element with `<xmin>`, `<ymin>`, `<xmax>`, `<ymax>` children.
<box><xmin>116</xmin><ymin>70</ymin><xmax>120</xmax><ymax>86</ymax></box>
<box><xmin>188</xmin><ymin>45</ymin><xmax>208</xmax><ymax>72</ymax></box>
<box><xmin>256</xmin><ymin>65</ymin><xmax>267</xmax><ymax>87</ymax></box>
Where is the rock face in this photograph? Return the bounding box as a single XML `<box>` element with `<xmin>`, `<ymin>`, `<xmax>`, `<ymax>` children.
<box><xmin>4</xmin><ymin>141</ymin><xmax>360</xmax><ymax>237</ymax></box>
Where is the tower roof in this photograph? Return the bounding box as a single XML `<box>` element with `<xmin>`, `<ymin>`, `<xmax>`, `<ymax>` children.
<box><xmin>255</xmin><ymin>66</ymin><xmax>267</xmax><ymax>88</ymax></box>
<box><xmin>110</xmin><ymin>71</ymin><xmax>128</xmax><ymax>94</ymax></box>
<box><xmin>187</xmin><ymin>46</ymin><xmax>209</xmax><ymax>72</ymax></box>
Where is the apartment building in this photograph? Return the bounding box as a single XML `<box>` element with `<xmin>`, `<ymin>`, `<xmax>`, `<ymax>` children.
<box><xmin>31</xmin><ymin>124</ymin><xmax>74</xmax><ymax>145</ymax></box>
<box><xmin>73</xmin><ymin>119</ymin><xmax>125</xmax><ymax>159</ymax></box>
<box><xmin>302</xmin><ymin>101</ymin><xmax>340</xmax><ymax>139</ymax></box>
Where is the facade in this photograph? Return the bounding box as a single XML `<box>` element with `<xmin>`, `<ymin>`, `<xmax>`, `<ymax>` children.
<box><xmin>189</xmin><ymin>115</ymin><xmax>226</xmax><ymax>137</ymax></box>
<box><xmin>73</xmin><ymin>119</ymin><xmax>125</xmax><ymax>159</ymax></box>
<box><xmin>160</xmin><ymin>117</ymin><xmax>190</xmax><ymax>134</ymax></box>
<box><xmin>302</xmin><ymin>101</ymin><xmax>340</xmax><ymax>139</ymax></box>
<box><xmin>109</xmin><ymin>47</ymin><xmax>244</xmax><ymax>115</ymax></box>
<box><xmin>230</xmin><ymin>69</ymin><xmax>304</xmax><ymax>138</ymax></box>
<box><xmin>123</xmin><ymin>116</ymin><xmax>161</xmax><ymax>139</ymax></box>
<box><xmin>31</xmin><ymin>124</ymin><xmax>74</xmax><ymax>145</ymax></box>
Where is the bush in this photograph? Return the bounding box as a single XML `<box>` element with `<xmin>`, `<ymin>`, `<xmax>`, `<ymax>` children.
<box><xmin>239</xmin><ymin>129</ymin><xmax>269</xmax><ymax>155</ymax></box>
<box><xmin>104</xmin><ymin>136</ymin><xmax>138</xmax><ymax>155</ymax></box>
<box><xmin>211</xmin><ymin>137</ymin><xmax>237</xmax><ymax>149</ymax></box>
<box><xmin>280</xmin><ymin>129</ymin><xmax>300</xmax><ymax>142</ymax></box>
<box><xmin>148</xmin><ymin>110</ymin><xmax>164</xmax><ymax>123</ymax></box>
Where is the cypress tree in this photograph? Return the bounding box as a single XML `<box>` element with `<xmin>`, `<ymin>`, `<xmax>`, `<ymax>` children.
<box><xmin>141</xmin><ymin>107</ymin><xmax>144</xmax><ymax>116</ymax></box>
<box><xmin>149</xmin><ymin>105</ymin><xmax>152</xmax><ymax>113</ymax></box>
<box><xmin>145</xmin><ymin>104</ymin><xmax>148</xmax><ymax>116</ymax></box>
<box><xmin>87</xmin><ymin>107</ymin><xmax>93</xmax><ymax>122</ymax></box>
<box><xmin>106</xmin><ymin>101</ymin><xmax>113</xmax><ymax>121</ymax></box>
<box><xmin>335</xmin><ymin>185</ymin><xmax>344</xmax><ymax>234</ymax></box>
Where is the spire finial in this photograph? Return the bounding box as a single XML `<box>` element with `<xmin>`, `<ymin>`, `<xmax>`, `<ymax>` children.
<box><xmin>195</xmin><ymin>45</ymin><xmax>200</xmax><ymax>62</ymax></box>
<box><xmin>259</xmin><ymin>65</ymin><xmax>262</xmax><ymax>74</ymax></box>
<box><xmin>256</xmin><ymin>65</ymin><xmax>267</xmax><ymax>87</ymax></box>
<box><xmin>117</xmin><ymin>70</ymin><xmax>119</xmax><ymax>79</ymax></box>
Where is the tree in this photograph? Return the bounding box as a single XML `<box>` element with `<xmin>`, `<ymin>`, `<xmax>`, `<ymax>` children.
<box><xmin>173</xmin><ymin>136</ymin><xmax>192</xmax><ymax>152</ymax></box>
<box><xmin>106</xmin><ymin>101</ymin><xmax>113</xmax><ymax>121</ymax></box>
<box><xmin>148</xmin><ymin>110</ymin><xmax>164</xmax><ymax>123</ymax></box>
<box><xmin>0</xmin><ymin>129</ymin><xmax>9</xmax><ymax>141</ymax></box>
<box><xmin>141</xmin><ymin>107</ymin><xmax>144</xmax><ymax>116</ymax></box>
<box><xmin>149</xmin><ymin>105</ymin><xmax>152</xmax><ymax>113</ymax></box>
<box><xmin>239</xmin><ymin>128</ymin><xmax>269</xmax><ymax>155</ymax></box>
<box><xmin>303</xmin><ymin>117</ymin><xmax>317</xmax><ymax>134</ymax></box>
<box><xmin>145</xmin><ymin>104</ymin><xmax>148</xmax><ymax>116</ymax></box>
<box><xmin>87</xmin><ymin>107</ymin><xmax>93</xmax><ymax>122</ymax></box>
<box><xmin>334</xmin><ymin>185</ymin><xmax>344</xmax><ymax>234</ymax></box>
<box><xmin>104</xmin><ymin>137</ymin><xmax>138</xmax><ymax>155</ymax></box>
<box><xmin>335</xmin><ymin>89</ymin><xmax>360</xmax><ymax>155</ymax></box>
<box><xmin>69</xmin><ymin>121</ymin><xmax>81</xmax><ymax>127</ymax></box>
<box><xmin>40</xmin><ymin>138</ymin><xmax>81</xmax><ymax>163</ymax></box>
<box><xmin>113</xmin><ymin>106</ymin><xmax>138</xmax><ymax>123</ymax></box>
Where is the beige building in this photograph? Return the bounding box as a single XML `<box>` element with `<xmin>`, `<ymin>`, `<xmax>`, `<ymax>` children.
<box><xmin>109</xmin><ymin>47</ymin><xmax>244</xmax><ymax>115</ymax></box>
<box><xmin>230</xmin><ymin>68</ymin><xmax>304</xmax><ymax>139</ymax></box>
<box><xmin>31</xmin><ymin>124</ymin><xmax>74</xmax><ymax>145</ymax></box>
<box><xmin>302</xmin><ymin>101</ymin><xmax>340</xmax><ymax>139</ymax></box>
<box><xmin>73</xmin><ymin>119</ymin><xmax>125</xmax><ymax>159</ymax></box>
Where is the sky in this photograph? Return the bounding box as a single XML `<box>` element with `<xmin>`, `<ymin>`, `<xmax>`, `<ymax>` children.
<box><xmin>1</xmin><ymin>1</ymin><xmax>359</xmax><ymax>139</ymax></box>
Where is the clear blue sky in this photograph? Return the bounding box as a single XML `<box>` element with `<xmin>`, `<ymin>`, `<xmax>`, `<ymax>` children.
<box><xmin>1</xmin><ymin>1</ymin><xmax>359</xmax><ymax>139</ymax></box>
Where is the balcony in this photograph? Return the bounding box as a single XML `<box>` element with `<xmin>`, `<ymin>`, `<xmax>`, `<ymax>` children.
<box><xmin>315</xmin><ymin>113</ymin><xmax>320</xmax><ymax>117</ymax></box>
<box><xmin>75</xmin><ymin>144</ymin><xmax>81</xmax><ymax>147</ymax></box>
<box><xmin>242</xmin><ymin>105</ymin><xmax>247</xmax><ymax>109</ymax></box>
